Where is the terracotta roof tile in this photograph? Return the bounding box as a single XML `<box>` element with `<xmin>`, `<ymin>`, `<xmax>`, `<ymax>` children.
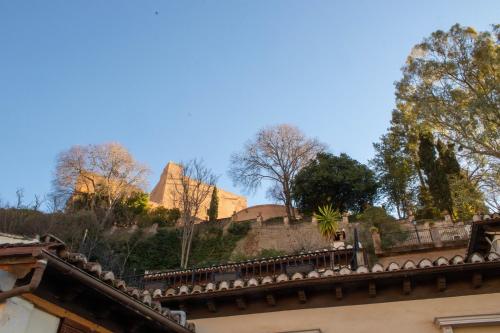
<box><xmin>158</xmin><ymin>249</ymin><xmax>500</xmax><ymax>300</ymax></box>
<box><xmin>5</xmin><ymin>234</ymin><xmax>197</xmax><ymax>332</ymax></box>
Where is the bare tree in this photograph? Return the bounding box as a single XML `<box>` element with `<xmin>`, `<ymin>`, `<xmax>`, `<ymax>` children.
<box><xmin>45</xmin><ymin>192</ymin><xmax>65</xmax><ymax>213</ymax></box>
<box><xmin>170</xmin><ymin>160</ymin><xmax>217</xmax><ymax>268</ymax></box>
<box><xmin>31</xmin><ymin>194</ymin><xmax>45</xmax><ymax>211</ymax></box>
<box><xmin>229</xmin><ymin>124</ymin><xmax>326</xmax><ymax>220</ymax></box>
<box><xmin>53</xmin><ymin>142</ymin><xmax>149</xmax><ymax>226</ymax></box>
<box><xmin>15</xmin><ymin>188</ymin><xmax>24</xmax><ymax>209</ymax></box>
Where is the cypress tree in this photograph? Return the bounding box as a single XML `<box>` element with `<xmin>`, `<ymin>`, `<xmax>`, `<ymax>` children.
<box><xmin>436</xmin><ymin>140</ymin><xmax>460</xmax><ymax>176</ymax></box>
<box><xmin>418</xmin><ymin>133</ymin><xmax>453</xmax><ymax>214</ymax></box>
<box><xmin>207</xmin><ymin>187</ymin><xmax>219</xmax><ymax>222</ymax></box>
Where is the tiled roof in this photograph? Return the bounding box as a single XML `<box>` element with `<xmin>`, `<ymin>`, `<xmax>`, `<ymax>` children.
<box><xmin>144</xmin><ymin>244</ymin><xmax>356</xmax><ymax>280</ymax></box>
<box><xmin>1</xmin><ymin>234</ymin><xmax>196</xmax><ymax>332</ymax></box>
<box><xmin>157</xmin><ymin>251</ymin><xmax>500</xmax><ymax>299</ymax></box>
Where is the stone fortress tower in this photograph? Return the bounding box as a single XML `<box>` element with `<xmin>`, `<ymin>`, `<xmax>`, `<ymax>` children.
<box><xmin>149</xmin><ymin>162</ymin><xmax>247</xmax><ymax>220</ymax></box>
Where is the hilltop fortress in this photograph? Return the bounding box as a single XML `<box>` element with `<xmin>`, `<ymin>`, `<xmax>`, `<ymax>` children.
<box><xmin>149</xmin><ymin>162</ymin><xmax>247</xmax><ymax>220</ymax></box>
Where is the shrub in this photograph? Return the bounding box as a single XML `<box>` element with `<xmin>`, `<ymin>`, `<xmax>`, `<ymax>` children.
<box><xmin>315</xmin><ymin>204</ymin><xmax>341</xmax><ymax>241</ymax></box>
<box><xmin>227</xmin><ymin>221</ymin><xmax>251</xmax><ymax>236</ymax></box>
<box><xmin>258</xmin><ymin>248</ymin><xmax>286</xmax><ymax>258</ymax></box>
<box><xmin>128</xmin><ymin>229</ymin><xmax>181</xmax><ymax>273</ymax></box>
<box><xmin>356</xmin><ymin>206</ymin><xmax>408</xmax><ymax>250</ymax></box>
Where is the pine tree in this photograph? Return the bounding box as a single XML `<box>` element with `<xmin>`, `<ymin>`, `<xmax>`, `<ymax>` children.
<box><xmin>207</xmin><ymin>187</ymin><xmax>219</xmax><ymax>222</ymax></box>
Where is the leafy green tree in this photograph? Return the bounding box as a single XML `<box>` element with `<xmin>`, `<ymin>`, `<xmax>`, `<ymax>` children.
<box><xmin>124</xmin><ymin>192</ymin><xmax>149</xmax><ymax>215</ymax></box>
<box><xmin>396</xmin><ymin>24</ymin><xmax>499</xmax><ymax>161</ymax></box>
<box><xmin>371</xmin><ymin>132</ymin><xmax>416</xmax><ymax>218</ymax></box>
<box><xmin>144</xmin><ymin>207</ymin><xmax>180</xmax><ymax>227</ymax></box>
<box><xmin>449</xmin><ymin>174</ymin><xmax>486</xmax><ymax>220</ymax></box>
<box><xmin>113</xmin><ymin>191</ymin><xmax>149</xmax><ymax>226</ymax></box>
<box><xmin>389</xmin><ymin>24</ymin><xmax>499</xmax><ymax>213</ymax></box>
<box><xmin>207</xmin><ymin>187</ymin><xmax>219</xmax><ymax>222</ymax></box>
<box><xmin>292</xmin><ymin>153</ymin><xmax>379</xmax><ymax>214</ymax></box>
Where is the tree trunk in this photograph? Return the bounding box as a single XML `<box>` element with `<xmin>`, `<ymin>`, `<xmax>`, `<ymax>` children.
<box><xmin>415</xmin><ymin>162</ymin><xmax>427</xmax><ymax>190</ymax></box>
<box><xmin>283</xmin><ymin>182</ymin><xmax>295</xmax><ymax>221</ymax></box>
<box><xmin>184</xmin><ymin>224</ymin><xmax>195</xmax><ymax>269</ymax></box>
<box><xmin>180</xmin><ymin>215</ymin><xmax>189</xmax><ymax>268</ymax></box>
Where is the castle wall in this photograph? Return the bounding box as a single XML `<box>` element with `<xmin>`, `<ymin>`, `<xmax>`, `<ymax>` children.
<box><xmin>149</xmin><ymin>162</ymin><xmax>247</xmax><ymax>220</ymax></box>
<box><xmin>232</xmin><ymin>204</ymin><xmax>299</xmax><ymax>222</ymax></box>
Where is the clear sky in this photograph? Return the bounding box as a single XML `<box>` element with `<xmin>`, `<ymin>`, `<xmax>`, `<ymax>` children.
<box><xmin>0</xmin><ymin>1</ymin><xmax>498</xmax><ymax>208</ymax></box>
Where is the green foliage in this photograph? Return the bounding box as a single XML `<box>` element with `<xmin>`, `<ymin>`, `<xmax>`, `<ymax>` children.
<box><xmin>293</xmin><ymin>153</ymin><xmax>379</xmax><ymax>214</ymax></box>
<box><xmin>128</xmin><ymin>229</ymin><xmax>181</xmax><ymax>273</ymax></box>
<box><xmin>356</xmin><ymin>206</ymin><xmax>408</xmax><ymax>249</ymax></box>
<box><xmin>189</xmin><ymin>222</ymin><xmax>251</xmax><ymax>267</ymax></box>
<box><xmin>227</xmin><ymin>221</ymin><xmax>252</xmax><ymax>236</ymax></box>
<box><xmin>357</xmin><ymin>206</ymin><xmax>395</xmax><ymax>229</ymax></box>
<box><xmin>436</xmin><ymin>141</ymin><xmax>461</xmax><ymax>175</ymax></box>
<box><xmin>258</xmin><ymin>248</ymin><xmax>286</xmax><ymax>258</ymax></box>
<box><xmin>103</xmin><ymin>221</ymin><xmax>253</xmax><ymax>273</ymax></box>
<box><xmin>113</xmin><ymin>192</ymin><xmax>150</xmax><ymax>226</ymax></box>
<box><xmin>373</xmin><ymin>24</ymin><xmax>497</xmax><ymax>216</ymax></box>
<box><xmin>371</xmin><ymin>132</ymin><xmax>416</xmax><ymax>218</ymax></box>
<box><xmin>126</xmin><ymin>192</ymin><xmax>149</xmax><ymax>215</ymax></box>
<box><xmin>417</xmin><ymin>132</ymin><xmax>477</xmax><ymax>218</ymax></box>
<box><xmin>418</xmin><ymin>132</ymin><xmax>454</xmax><ymax>214</ymax></box>
<box><xmin>207</xmin><ymin>187</ymin><xmax>219</xmax><ymax>222</ymax></box>
<box><xmin>189</xmin><ymin>233</ymin><xmax>239</xmax><ymax>266</ymax></box>
<box><xmin>449</xmin><ymin>175</ymin><xmax>486</xmax><ymax>221</ymax></box>
<box><xmin>315</xmin><ymin>204</ymin><xmax>341</xmax><ymax>241</ymax></box>
<box><xmin>0</xmin><ymin>201</ymin><xmax>252</xmax><ymax>274</ymax></box>
<box><xmin>415</xmin><ymin>185</ymin><xmax>440</xmax><ymax>219</ymax></box>
<box><xmin>140</xmin><ymin>207</ymin><xmax>180</xmax><ymax>227</ymax></box>
<box><xmin>397</xmin><ymin>24</ymin><xmax>499</xmax><ymax>162</ymax></box>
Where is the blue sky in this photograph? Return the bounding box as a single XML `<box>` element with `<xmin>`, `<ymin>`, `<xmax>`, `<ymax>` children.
<box><xmin>0</xmin><ymin>1</ymin><xmax>498</xmax><ymax>208</ymax></box>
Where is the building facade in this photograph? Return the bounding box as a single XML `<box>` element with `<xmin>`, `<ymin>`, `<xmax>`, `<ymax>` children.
<box><xmin>150</xmin><ymin>217</ymin><xmax>500</xmax><ymax>333</ymax></box>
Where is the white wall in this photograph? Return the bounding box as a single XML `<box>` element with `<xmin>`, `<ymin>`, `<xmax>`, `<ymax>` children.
<box><xmin>0</xmin><ymin>297</ymin><xmax>59</xmax><ymax>333</ymax></box>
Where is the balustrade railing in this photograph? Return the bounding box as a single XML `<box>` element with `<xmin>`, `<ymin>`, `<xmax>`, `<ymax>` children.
<box><xmin>381</xmin><ymin>224</ymin><xmax>470</xmax><ymax>250</ymax></box>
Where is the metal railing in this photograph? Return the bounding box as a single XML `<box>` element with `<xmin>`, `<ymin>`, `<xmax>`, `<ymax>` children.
<box><xmin>123</xmin><ymin>247</ymin><xmax>362</xmax><ymax>290</ymax></box>
<box><xmin>381</xmin><ymin>224</ymin><xmax>471</xmax><ymax>250</ymax></box>
<box><xmin>438</xmin><ymin>224</ymin><xmax>470</xmax><ymax>242</ymax></box>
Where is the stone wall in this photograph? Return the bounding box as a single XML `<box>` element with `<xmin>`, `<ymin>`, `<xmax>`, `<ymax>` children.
<box><xmin>232</xmin><ymin>204</ymin><xmax>299</xmax><ymax>222</ymax></box>
<box><xmin>232</xmin><ymin>221</ymin><xmax>330</xmax><ymax>257</ymax></box>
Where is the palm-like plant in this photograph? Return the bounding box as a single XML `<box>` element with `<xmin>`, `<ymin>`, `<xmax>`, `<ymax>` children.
<box><xmin>315</xmin><ymin>204</ymin><xmax>341</xmax><ymax>241</ymax></box>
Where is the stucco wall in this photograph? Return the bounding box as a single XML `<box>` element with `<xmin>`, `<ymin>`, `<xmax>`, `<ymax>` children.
<box><xmin>456</xmin><ymin>328</ymin><xmax>500</xmax><ymax>333</ymax></box>
<box><xmin>192</xmin><ymin>293</ymin><xmax>500</xmax><ymax>333</ymax></box>
<box><xmin>0</xmin><ymin>297</ymin><xmax>60</xmax><ymax>333</ymax></box>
